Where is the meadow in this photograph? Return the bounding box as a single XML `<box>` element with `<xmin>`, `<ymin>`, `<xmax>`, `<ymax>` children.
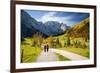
<box><xmin>21</xmin><ymin>38</ymin><xmax>42</xmax><ymax>63</ymax></box>
<box><xmin>21</xmin><ymin>18</ymin><xmax>90</xmax><ymax>62</ymax></box>
<box><xmin>21</xmin><ymin>33</ymin><xmax>89</xmax><ymax>63</ymax></box>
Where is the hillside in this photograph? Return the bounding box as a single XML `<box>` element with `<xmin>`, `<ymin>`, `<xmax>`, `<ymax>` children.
<box><xmin>67</xmin><ymin>18</ymin><xmax>89</xmax><ymax>39</ymax></box>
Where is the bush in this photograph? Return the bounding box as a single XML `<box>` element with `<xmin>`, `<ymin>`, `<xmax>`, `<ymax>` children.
<box><xmin>81</xmin><ymin>43</ymin><xmax>87</xmax><ymax>49</ymax></box>
<box><xmin>72</xmin><ymin>40</ymin><xmax>81</xmax><ymax>48</ymax></box>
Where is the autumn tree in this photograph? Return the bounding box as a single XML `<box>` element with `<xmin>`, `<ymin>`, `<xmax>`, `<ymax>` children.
<box><xmin>32</xmin><ymin>32</ymin><xmax>43</xmax><ymax>47</ymax></box>
<box><xmin>47</xmin><ymin>36</ymin><xmax>54</xmax><ymax>47</ymax></box>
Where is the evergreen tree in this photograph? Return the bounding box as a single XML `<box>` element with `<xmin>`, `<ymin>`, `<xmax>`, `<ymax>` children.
<box><xmin>66</xmin><ymin>37</ymin><xmax>70</xmax><ymax>46</ymax></box>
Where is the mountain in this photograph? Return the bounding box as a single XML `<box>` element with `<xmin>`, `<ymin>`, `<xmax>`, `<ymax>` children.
<box><xmin>21</xmin><ymin>10</ymin><xmax>70</xmax><ymax>38</ymax></box>
<box><xmin>44</xmin><ymin>21</ymin><xmax>70</xmax><ymax>35</ymax></box>
<box><xmin>21</xmin><ymin>10</ymin><xmax>40</xmax><ymax>38</ymax></box>
<box><xmin>67</xmin><ymin>18</ymin><xmax>89</xmax><ymax>38</ymax></box>
<box><xmin>21</xmin><ymin>10</ymin><xmax>48</xmax><ymax>39</ymax></box>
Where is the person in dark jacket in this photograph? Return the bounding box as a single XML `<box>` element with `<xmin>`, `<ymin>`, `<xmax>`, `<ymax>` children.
<box><xmin>46</xmin><ymin>44</ymin><xmax>49</xmax><ymax>52</ymax></box>
<box><xmin>44</xmin><ymin>45</ymin><xmax>46</xmax><ymax>52</ymax></box>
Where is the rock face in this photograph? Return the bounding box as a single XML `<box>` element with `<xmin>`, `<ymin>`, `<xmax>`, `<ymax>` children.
<box><xmin>21</xmin><ymin>10</ymin><xmax>70</xmax><ymax>38</ymax></box>
<box><xmin>21</xmin><ymin>10</ymin><xmax>40</xmax><ymax>38</ymax></box>
<box><xmin>44</xmin><ymin>21</ymin><xmax>70</xmax><ymax>35</ymax></box>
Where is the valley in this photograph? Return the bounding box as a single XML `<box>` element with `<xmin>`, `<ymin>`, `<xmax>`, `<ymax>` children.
<box><xmin>20</xmin><ymin>10</ymin><xmax>90</xmax><ymax>63</ymax></box>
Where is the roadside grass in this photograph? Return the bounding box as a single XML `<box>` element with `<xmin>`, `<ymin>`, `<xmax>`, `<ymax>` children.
<box><xmin>21</xmin><ymin>45</ymin><xmax>42</xmax><ymax>63</ymax></box>
<box><xmin>22</xmin><ymin>38</ymin><xmax>32</xmax><ymax>45</ymax></box>
<box><xmin>56</xmin><ymin>53</ymin><xmax>70</xmax><ymax>61</ymax></box>
<box><xmin>59</xmin><ymin>47</ymin><xmax>90</xmax><ymax>58</ymax></box>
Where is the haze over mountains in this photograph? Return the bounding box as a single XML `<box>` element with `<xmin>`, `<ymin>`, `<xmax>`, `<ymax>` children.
<box><xmin>21</xmin><ymin>10</ymin><xmax>70</xmax><ymax>38</ymax></box>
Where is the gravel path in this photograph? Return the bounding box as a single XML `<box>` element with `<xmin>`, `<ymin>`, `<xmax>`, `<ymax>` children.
<box><xmin>36</xmin><ymin>50</ymin><xmax>59</xmax><ymax>62</ymax></box>
<box><xmin>51</xmin><ymin>48</ymin><xmax>88</xmax><ymax>60</ymax></box>
<box><xmin>36</xmin><ymin>48</ymin><xmax>88</xmax><ymax>62</ymax></box>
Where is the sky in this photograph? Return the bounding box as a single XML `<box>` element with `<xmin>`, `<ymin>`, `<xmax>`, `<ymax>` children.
<box><xmin>24</xmin><ymin>9</ymin><xmax>89</xmax><ymax>26</ymax></box>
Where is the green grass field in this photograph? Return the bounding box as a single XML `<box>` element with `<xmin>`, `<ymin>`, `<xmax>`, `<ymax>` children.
<box><xmin>59</xmin><ymin>47</ymin><xmax>89</xmax><ymax>58</ymax></box>
<box><xmin>56</xmin><ymin>53</ymin><xmax>70</xmax><ymax>61</ymax></box>
<box><xmin>21</xmin><ymin>45</ymin><xmax>42</xmax><ymax>63</ymax></box>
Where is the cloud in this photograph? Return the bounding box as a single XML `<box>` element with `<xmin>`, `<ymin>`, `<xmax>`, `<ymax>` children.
<box><xmin>37</xmin><ymin>12</ymin><xmax>69</xmax><ymax>24</ymax></box>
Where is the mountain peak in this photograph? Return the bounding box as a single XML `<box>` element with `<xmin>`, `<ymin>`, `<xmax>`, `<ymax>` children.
<box><xmin>21</xmin><ymin>10</ymin><xmax>70</xmax><ymax>37</ymax></box>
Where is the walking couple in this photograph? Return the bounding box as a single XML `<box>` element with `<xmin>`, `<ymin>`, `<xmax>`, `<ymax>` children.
<box><xmin>44</xmin><ymin>44</ymin><xmax>49</xmax><ymax>52</ymax></box>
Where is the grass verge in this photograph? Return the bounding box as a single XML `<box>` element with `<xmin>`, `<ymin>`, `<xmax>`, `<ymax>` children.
<box><xmin>59</xmin><ymin>47</ymin><xmax>89</xmax><ymax>58</ymax></box>
<box><xmin>21</xmin><ymin>45</ymin><xmax>42</xmax><ymax>63</ymax></box>
<box><xmin>56</xmin><ymin>53</ymin><xmax>70</xmax><ymax>61</ymax></box>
